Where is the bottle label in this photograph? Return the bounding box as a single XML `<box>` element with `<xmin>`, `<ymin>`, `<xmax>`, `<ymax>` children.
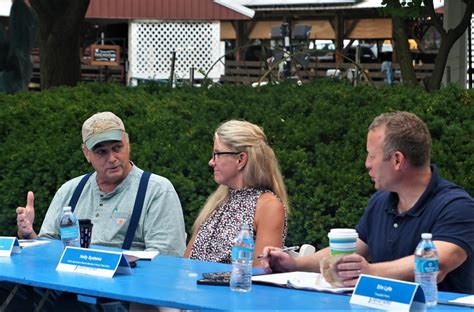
<box><xmin>232</xmin><ymin>245</ymin><xmax>254</xmax><ymax>260</ymax></box>
<box><xmin>60</xmin><ymin>226</ymin><xmax>79</xmax><ymax>240</ymax></box>
<box><xmin>415</xmin><ymin>258</ymin><xmax>438</xmax><ymax>273</ymax></box>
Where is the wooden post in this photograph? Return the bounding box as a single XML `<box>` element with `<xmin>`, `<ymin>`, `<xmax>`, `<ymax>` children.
<box><xmin>170</xmin><ymin>50</ymin><xmax>176</xmax><ymax>87</ymax></box>
<box><xmin>234</xmin><ymin>21</ymin><xmax>251</xmax><ymax>61</ymax></box>
<box><xmin>334</xmin><ymin>13</ymin><xmax>344</xmax><ymax>64</ymax></box>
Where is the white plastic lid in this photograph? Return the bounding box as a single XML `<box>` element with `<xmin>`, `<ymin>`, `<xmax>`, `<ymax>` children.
<box><xmin>62</xmin><ymin>206</ymin><xmax>72</xmax><ymax>212</ymax></box>
<box><xmin>421</xmin><ymin>233</ymin><xmax>432</xmax><ymax>239</ymax></box>
<box><xmin>329</xmin><ymin>228</ymin><xmax>356</xmax><ymax>234</ymax></box>
<box><xmin>328</xmin><ymin>228</ymin><xmax>358</xmax><ymax>239</ymax></box>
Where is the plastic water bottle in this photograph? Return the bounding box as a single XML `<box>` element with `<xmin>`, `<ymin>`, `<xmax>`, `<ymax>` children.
<box><xmin>414</xmin><ymin>233</ymin><xmax>438</xmax><ymax>306</ymax></box>
<box><xmin>59</xmin><ymin>206</ymin><xmax>80</xmax><ymax>248</ymax></box>
<box><xmin>230</xmin><ymin>224</ymin><xmax>254</xmax><ymax>292</ymax></box>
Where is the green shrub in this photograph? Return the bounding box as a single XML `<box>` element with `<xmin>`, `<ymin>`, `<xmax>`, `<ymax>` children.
<box><xmin>0</xmin><ymin>80</ymin><xmax>472</xmax><ymax>250</ymax></box>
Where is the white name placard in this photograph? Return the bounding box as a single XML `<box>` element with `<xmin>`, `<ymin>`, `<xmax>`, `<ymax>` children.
<box><xmin>0</xmin><ymin>236</ymin><xmax>21</xmax><ymax>257</ymax></box>
<box><xmin>350</xmin><ymin>274</ymin><xmax>425</xmax><ymax>311</ymax></box>
<box><xmin>57</xmin><ymin>247</ymin><xmax>132</xmax><ymax>278</ymax></box>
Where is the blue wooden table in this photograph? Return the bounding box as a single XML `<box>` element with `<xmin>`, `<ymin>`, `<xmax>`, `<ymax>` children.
<box><xmin>0</xmin><ymin>239</ymin><xmax>470</xmax><ymax>310</ymax></box>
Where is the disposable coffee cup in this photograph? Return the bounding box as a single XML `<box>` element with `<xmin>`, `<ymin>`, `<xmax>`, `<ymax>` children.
<box><xmin>79</xmin><ymin>219</ymin><xmax>93</xmax><ymax>248</ymax></box>
<box><xmin>328</xmin><ymin>228</ymin><xmax>358</xmax><ymax>256</ymax></box>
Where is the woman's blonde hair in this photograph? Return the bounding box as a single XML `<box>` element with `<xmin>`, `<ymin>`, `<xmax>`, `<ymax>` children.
<box><xmin>192</xmin><ymin>120</ymin><xmax>289</xmax><ymax>234</ymax></box>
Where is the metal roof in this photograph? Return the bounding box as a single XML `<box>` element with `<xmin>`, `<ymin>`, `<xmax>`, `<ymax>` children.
<box><xmin>86</xmin><ymin>0</ymin><xmax>254</xmax><ymax>20</ymax></box>
<box><xmin>0</xmin><ymin>0</ymin><xmax>444</xmax><ymax>18</ymax></box>
<box><xmin>229</xmin><ymin>0</ymin><xmax>444</xmax><ymax>11</ymax></box>
<box><xmin>233</xmin><ymin>0</ymin><xmax>358</xmax><ymax>5</ymax></box>
<box><xmin>231</xmin><ymin>0</ymin><xmax>371</xmax><ymax>9</ymax></box>
<box><xmin>233</xmin><ymin>0</ymin><xmax>382</xmax><ymax>11</ymax></box>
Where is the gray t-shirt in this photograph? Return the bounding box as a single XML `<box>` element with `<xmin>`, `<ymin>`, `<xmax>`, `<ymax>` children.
<box><xmin>39</xmin><ymin>164</ymin><xmax>186</xmax><ymax>256</ymax></box>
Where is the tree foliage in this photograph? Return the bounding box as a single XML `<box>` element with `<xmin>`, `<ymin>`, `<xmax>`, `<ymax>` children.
<box><xmin>382</xmin><ymin>0</ymin><xmax>474</xmax><ymax>91</ymax></box>
<box><xmin>0</xmin><ymin>81</ymin><xmax>472</xmax><ymax>248</ymax></box>
<box><xmin>0</xmin><ymin>0</ymin><xmax>37</xmax><ymax>93</ymax></box>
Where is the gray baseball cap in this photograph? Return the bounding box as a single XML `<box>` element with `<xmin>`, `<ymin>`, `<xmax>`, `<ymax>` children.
<box><xmin>82</xmin><ymin>112</ymin><xmax>126</xmax><ymax>149</ymax></box>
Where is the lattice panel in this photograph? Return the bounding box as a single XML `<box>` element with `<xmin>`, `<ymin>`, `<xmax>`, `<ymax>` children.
<box><xmin>468</xmin><ymin>15</ymin><xmax>474</xmax><ymax>88</ymax></box>
<box><xmin>129</xmin><ymin>21</ymin><xmax>223</xmax><ymax>82</ymax></box>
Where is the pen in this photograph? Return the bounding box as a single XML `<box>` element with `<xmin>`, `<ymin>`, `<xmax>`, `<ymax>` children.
<box><xmin>257</xmin><ymin>246</ymin><xmax>299</xmax><ymax>260</ymax></box>
<box><xmin>437</xmin><ymin>301</ymin><xmax>474</xmax><ymax>308</ymax></box>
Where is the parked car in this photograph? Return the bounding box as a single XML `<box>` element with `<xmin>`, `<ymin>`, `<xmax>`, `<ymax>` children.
<box><xmin>313</xmin><ymin>41</ymin><xmax>378</xmax><ymax>63</ymax></box>
<box><xmin>344</xmin><ymin>44</ymin><xmax>378</xmax><ymax>63</ymax></box>
<box><xmin>314</xmin><ymin>41</ymin><xmax>336</xmax><ymax>62</ymax></box>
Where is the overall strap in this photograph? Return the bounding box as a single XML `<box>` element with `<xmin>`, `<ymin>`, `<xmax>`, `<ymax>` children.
<box><xmin>122</xmin><ymin>171</ymin><xmax>151</xmax><ymax>250</ymax></box>
<box><xmin>69</xmin><ymin>173</ymin><xmax>93</xmax><ymax>213</ymax></box>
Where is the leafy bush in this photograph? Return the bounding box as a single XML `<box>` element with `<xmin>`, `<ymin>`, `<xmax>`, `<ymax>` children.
<box><xmin>0</xmin><ymin>80</ymin><xmax>472</xmax><ymax>249</ymax></box>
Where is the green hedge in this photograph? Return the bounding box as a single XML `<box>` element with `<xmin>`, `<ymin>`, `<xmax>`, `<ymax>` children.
<box><xmin>0</xmin><ymin>80</ymin><xmax>472</xmax><ymax>249</ymax></box>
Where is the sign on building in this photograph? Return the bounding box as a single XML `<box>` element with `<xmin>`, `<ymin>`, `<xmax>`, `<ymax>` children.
<box><xmin>90</xmin><ymin>44</ymin><xmax>121</xmax><ymax>66</ymax></box>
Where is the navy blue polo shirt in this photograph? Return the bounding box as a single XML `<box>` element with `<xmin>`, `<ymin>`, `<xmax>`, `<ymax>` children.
<box><xmin>356</xmin><ymin>165</ymin><xmax>474</xmax><ymax>294</ymax></box>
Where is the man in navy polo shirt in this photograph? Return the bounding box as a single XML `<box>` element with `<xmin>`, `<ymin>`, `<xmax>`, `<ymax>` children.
<box><xmin>261</xmin><ymin>111</ymin><xmax>474</xmax><ymax>294</ymax></box>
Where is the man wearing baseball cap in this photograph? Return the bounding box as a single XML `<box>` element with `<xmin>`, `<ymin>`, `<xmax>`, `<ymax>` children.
<box><xmin>83</xmin><ymin>111</ymin><xmax>127</xmax><ymax>149</ymax></box>
<box><xmin>8</xmin><ymin>111</ymin><xmax>186</xmax><ymax>310</ymax></box>
<box><xmin>17</xmin><ymin>111</ymin><xmax>186</xmax><ymax>253</ymax></box>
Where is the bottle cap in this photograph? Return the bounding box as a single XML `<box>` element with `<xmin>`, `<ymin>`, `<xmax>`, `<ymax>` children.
<box><xmin>62</xmin><ymin>206</ymin><xmax>72</xmax><ymax>212</ymax></box>
<box><xmin>421</xmin><ymin>233</ymin><xmax>432</xmax><ymax>239</ymax></box>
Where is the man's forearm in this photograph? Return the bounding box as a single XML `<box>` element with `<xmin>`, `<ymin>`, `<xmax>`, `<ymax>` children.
<box><xmin>295</xmin><ymin>247</ymin><xmax>331</xmax><ymax>272</ymax></box>
<box><xmin>369</xmin><ymin>255</ymin><xmax>415</xmax><ymax>281</ymax></box>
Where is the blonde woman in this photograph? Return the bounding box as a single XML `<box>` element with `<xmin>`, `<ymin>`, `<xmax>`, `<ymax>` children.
<box><xmin>184</xmin><ymin>120</ymin><xmax>288</xmax><ymax>265</ymax></box>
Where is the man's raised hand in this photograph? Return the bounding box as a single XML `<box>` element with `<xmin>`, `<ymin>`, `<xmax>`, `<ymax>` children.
<box><xmin>16</xmin><ymin>191</ymin><xmax>37</xmax><ymax>239</ymax></box>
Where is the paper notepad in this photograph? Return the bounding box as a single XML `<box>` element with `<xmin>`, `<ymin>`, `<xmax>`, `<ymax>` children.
<box><xmin>122</xmin><ymin>250</ymin><xmax>159</xmax><ymax>261</ymax></box>
<box><xmin>19</xmin><ymin>239</ymin><xmax>51</xmax><ymax>248</ymax></box>
<box><xmin>443</xmin><ymin>295</ymin><xmax>474</xmax><ymax>308</ymax></box>
<box><xmin>252</xmin><ymin>271</ymin><xmax>354</xmax><ymax>293</ymax></box>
